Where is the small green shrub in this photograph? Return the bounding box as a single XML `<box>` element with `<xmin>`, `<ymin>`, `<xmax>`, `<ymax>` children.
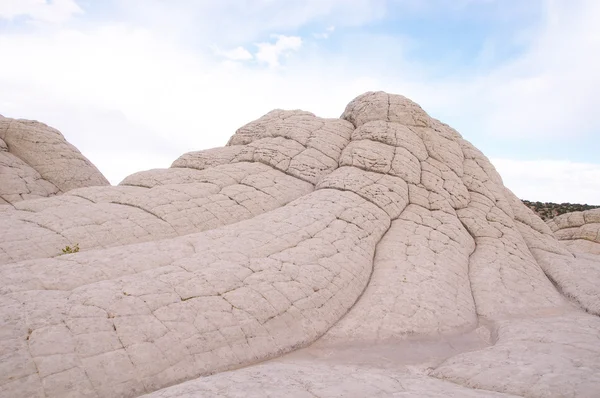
<box><xmin>61</xmin><ymin>243</ymin><xmax>80</xmax><ymax>254</ymax></box>
<box><xmin>521</xmin><ymin>199</ymin><xmax>600</xmax><ymax>221</ymax></box>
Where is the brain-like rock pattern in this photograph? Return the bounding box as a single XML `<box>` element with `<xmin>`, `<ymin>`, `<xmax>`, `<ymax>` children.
<box><xmin>548</xmin><ymin>208</ymin><xmax>600</xmax><ymax>255</ymax></box>
<box><xmin>0</xmin><ymin>92</ymin><xmax>599</xmax><ymax>398</ymax></box>
<box><xmin>0</xmin><ymin>116</ymin><xmax>109</xmax><ymax>205</ymax></box>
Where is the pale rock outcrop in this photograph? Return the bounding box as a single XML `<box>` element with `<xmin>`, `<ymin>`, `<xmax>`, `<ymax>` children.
<box><xmin>0</xmin><ymin>109</ymin><xmax>349</xmax><ymax>263</ymax></box>
<box><xmin>0</xmin><ymin>92</ymin><xmax>599</xmax><ymax>398</ymax></box>
<box><xmin>0</xmin><ymin>116</ymin><xmax>109</xmax><ymax>204</ymax></box>
<box><xmin>143</xmin><ymin>362</ymin><xmax>521</xmax><ymax>398</ymax></box>
<box><xmin>548</xmin><ymin>208</ymin><xmax>600</xmax><ymax>255</ymax></box>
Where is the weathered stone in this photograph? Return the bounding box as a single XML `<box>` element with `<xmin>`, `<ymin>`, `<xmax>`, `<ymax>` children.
<box><xmin>0</xmin><ymin>91</ymin><xmax>598</xmax><ymax>398</ymax></box>
<box><xmin>0</xmin><ymin>117</ymin><xmax>109</xmax><ymax>204</ymax></box>
<box><xmin>548</xmin><ymin>208</ymin><xmax>600</xmax><ymax>255</ymax></box>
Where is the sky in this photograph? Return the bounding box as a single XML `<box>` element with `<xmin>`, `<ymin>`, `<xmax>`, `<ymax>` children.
<box><xmin>0</xmin><ymin>0</ymin><xmax>599</xmax><ymax>204</ymax></box>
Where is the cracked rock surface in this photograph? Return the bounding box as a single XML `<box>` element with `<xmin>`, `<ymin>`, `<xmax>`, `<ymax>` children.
<box><xmin>548</xmin><ymin>208</ymin><xmax>600</xmax><ymax>255</ymax></box>
<box><xmin>0</xmin><ymin>116</ymin><xmax>109</xmax><ymax>205</ymax></box>
<box><xmin>1</xmin><ymin>92</ymin><xmax>599</xmax><ymax>397</ymax></box>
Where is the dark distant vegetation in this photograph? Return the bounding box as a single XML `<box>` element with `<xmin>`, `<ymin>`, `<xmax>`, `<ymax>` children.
<box><xmin>522</xmin><ymin>200</ymin><xmax>600</xmax><ymax>221</ymax></box>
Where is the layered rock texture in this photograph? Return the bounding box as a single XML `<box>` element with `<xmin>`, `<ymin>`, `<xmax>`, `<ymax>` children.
<box><xmin>1</xmin><ymin>92</ymin><xmax>599</xmax><ymax>398</ymax></box>
<box><xmin>549</xmin><ymin>208</ymin><xmax>600</xmax><ymax>255</ymax></box>
<box><xmin>0</xmin><ymin>116</ymin><xmax>109</xmax><ymax>205</ymax></box>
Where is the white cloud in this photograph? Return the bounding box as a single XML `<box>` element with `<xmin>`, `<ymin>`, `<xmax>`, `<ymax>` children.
<box><xmin>110</xmin><ymin>0</ymin><xmax>386</xmax><ymax>45</ymax></box>
<box><xmin>255</xmin><ymin>35</ymin><xmax>303</xmax><ymax>68</ymax></box>
<box><xmin>492</xmin><ymin>158</ymin><xmax>600</xmax><ymax>204</ymax></box>
<box><xmin>0</xmin><ymin>25</ymin><xmax>370</xmax><ymax>184</ymax></box>
<box><xmin>0</xmin><ymin>0</ymin><xmax>82</xmax><ymax>24</ymax></box>
<box><xmin>414</xmin><ymin>0</ymin><xmax>600</xmax><ymax>141</ymax></box>
<box><xmin>213</xmin><ymin>46</ymin><xmax>253</xmax><ymax>61</ymax></box>
<box><xmin>479</xmin><ymin>0</ymin><xmax>600</xmax><ymax>139</ymax></box>
<box><xmin>314</xmin><ymin>25</ymin><xmax>336</xmax><ymax>39</ymax></box>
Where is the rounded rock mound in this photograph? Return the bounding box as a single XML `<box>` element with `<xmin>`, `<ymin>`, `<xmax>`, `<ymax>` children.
<box><xmin>0</xmin><ymin>116</ymin><xmax>109</xmax><ymax>204</ymax></box>
<box><xmin>548</xmin><ymin>208</ymin><xmax>600</xmax><ymax>255</ymax></box>
<box><xmin>0</xmin><ymin>91</ymin><xmax>598</xmax><ymax>398</ymax></box>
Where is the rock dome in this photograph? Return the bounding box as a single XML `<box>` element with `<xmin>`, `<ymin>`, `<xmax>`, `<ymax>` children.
<box><xmin>0</xmin><ymin>92</ymin><xmax>598</xmax><ymax>397</ymax></box>
<box><xmin>0</xmin><ymin>116</ymin><xmax>109</xmax><ymax>204</ymax></box>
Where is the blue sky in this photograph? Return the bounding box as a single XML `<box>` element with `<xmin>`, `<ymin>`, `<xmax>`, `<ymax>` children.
<box><xmin>0</xmin><ymin>0</ymin><xmax>599</xmax><ymax>203</ymax></box>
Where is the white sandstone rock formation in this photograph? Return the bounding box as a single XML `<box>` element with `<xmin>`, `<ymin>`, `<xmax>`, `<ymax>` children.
<box><xmin>548</xmin><ymin>208</ymin><xmax>600</xmax><ymax>255</ymax></box>
<box><xmin>0</xmin><ymin>92</ymin><xmax>598</xmax><ymax>398</ymax></box>
<box><xmin>0</xmin><ymin>116</ymin><xmax>109</xmax><ymax>204</ymax></box>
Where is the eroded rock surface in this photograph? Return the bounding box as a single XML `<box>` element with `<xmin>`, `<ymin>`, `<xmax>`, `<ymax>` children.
<box><xmin>1</xmin><ymin>92</ymin><xmax>599</xmax><ymax>398</ymax></box>
<box><xmin>0</xmin><ymin>116</ymin><xmax>109</xmax><ymax>204</ymax></box>
<box><xmin>548</xmin><ymin>208</ymin><xmax>600</xmax><ymax>255</ymax></box>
